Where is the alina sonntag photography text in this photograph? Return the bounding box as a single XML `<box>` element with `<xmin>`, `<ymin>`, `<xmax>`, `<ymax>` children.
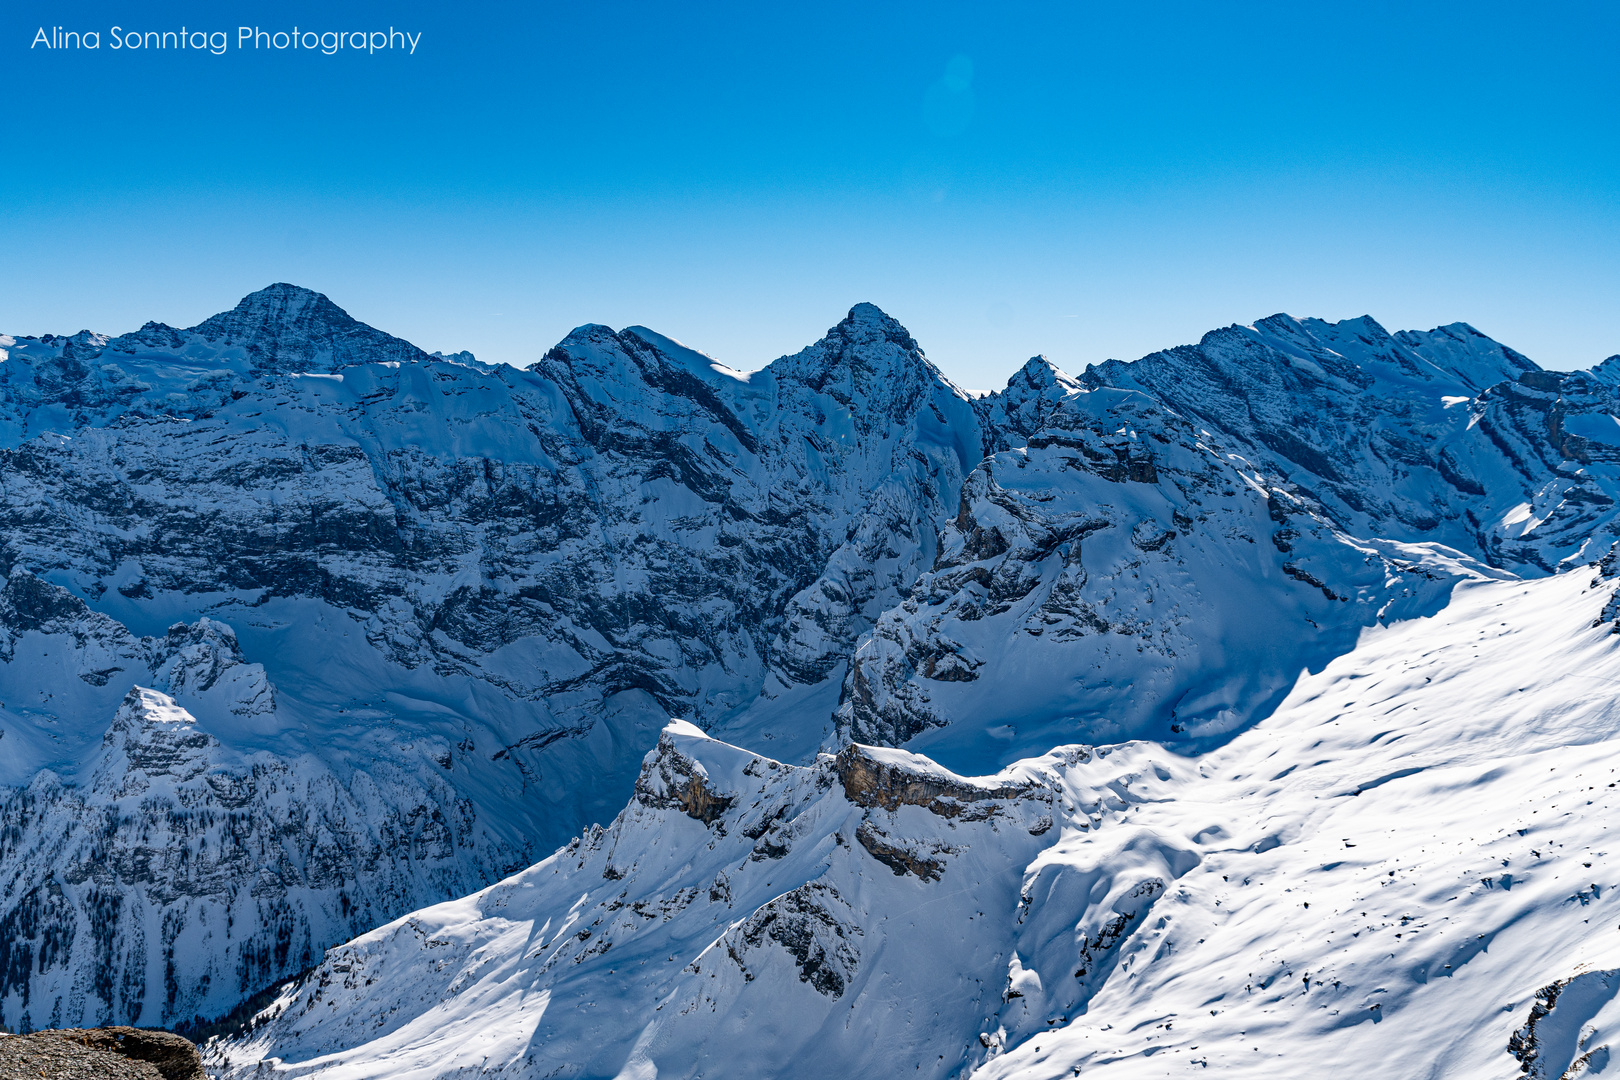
<box><xmin>30</xmin><ymin>25</ymin><xmax>421</xmax><ymax>55</ymax></box>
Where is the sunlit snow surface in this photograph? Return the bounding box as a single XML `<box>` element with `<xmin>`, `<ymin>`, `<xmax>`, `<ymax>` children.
<box><xmin>215</xmin><ymin>570</ymin><xmax>1620</xmax><ymax>1079</ymax></box>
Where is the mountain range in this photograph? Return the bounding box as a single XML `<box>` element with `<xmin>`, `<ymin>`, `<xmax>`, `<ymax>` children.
<box><xmin>3</xmin><ymin>285</ymin><xmax>1620</xmax><ymax>1077</ymax></box>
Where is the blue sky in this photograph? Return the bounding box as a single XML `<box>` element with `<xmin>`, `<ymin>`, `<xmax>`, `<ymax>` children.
<box><xmin>4</xmin><ymin>1</ymin><xmax>1617</xmax><ymax>386</ymax></box>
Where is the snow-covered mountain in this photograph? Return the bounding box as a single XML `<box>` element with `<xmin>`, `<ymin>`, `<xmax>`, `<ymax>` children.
<box><xmin>0</xmin><ymin>288</ymin><xmax>989</xmax><ymax>1030</ymax></box>
<box><xmin>838</xmin><ymin>314</ymin><xmax>1620</xmax><ymax>770</ymax></box>
<box><xmin>4</xmin><ymin>287</ymin><xmax>1619</xmax><ymax>1063</ymax></box>
<box><xmin>209</xmin><ymin>570</ymin><xmax>1620</xmax><ymax>1079</ymax></box>
<box><xmin>1080</xmin><ymin>315</ymin><xmax>1620</xmax><ymax>570</ymax></box>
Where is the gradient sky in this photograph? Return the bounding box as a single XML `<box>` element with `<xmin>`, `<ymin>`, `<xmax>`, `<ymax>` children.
<box><xmin>4</xmin><ymin>1</ymin><xmax>1618</xmax><ymax>388</ymax></box>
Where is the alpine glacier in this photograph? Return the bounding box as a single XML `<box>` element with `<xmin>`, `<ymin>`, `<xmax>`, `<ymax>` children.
<box><xmin>2</xmin><ymin>285</ymin><xmax>1619</xmax><ymax>1078</ymax></box>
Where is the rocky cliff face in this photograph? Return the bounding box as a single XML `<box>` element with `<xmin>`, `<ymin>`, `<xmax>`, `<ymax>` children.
<box><xmin>3</xmin><ymin>288</ymin><xmax>1617</xmax><ymax>1034</ymax></box>
<box><xmin>0</xmin><ymin>677</ymin><xmax>488</xmax><ymax>1032</ymax></box>
<box><xmin>209</xmin><ymin>721</ymin><xmax>1110</xmax><ymax>1079</ymax></box>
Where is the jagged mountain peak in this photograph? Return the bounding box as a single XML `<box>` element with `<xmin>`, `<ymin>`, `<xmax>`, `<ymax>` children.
<box><xmin>6</xmin><ymin>328</ymin><xmax>116</xmax><ymax>363</ymax></box>
<box><xmin>57</xmin><ymin>330</ymin><xmax>110</xmax><ymax>355</ymax></box>
<box><xmin>554</xmin><ymin>304</ymin><xmax>936</xmax><ymax>397</ymax></box>
<box><xmin>556</xmin><ymin>321</ymin><xmax>619</xmax><ymax>344</ymax></box>
<box><xmin>532</xmin><ymin>321</ymin><xmax>762</xmax><ymax>456</ymax></box>
<box><xmin>189</xmin><ymin>282</ymin><xmax>343</xmax><ymax>339</ymax></box>
<box><xmin>1316</xmin><ymin>311</ymin><xmax>1393</xmax><ymax>339</ymax></box>
<box><xmin>540</xmin><ymin>322</ymin><xmax>657</xmax><ymax>383</ymax></box>
<box><xmin>184</xmin><ymin>282</ymin><xmax>429</xmax><ymax>373</ymax></box>
<box><xmin>763</xmin><ymin>303</ymin><xmax>975</xmax><ymax>436</ymax></box>
<box><xmin>1394</xmin><ymin>320</ymin><xmax>1540</xmax><ymax>390</ymax></box>
<box><xmin>1004</xmin><ymin>354</ymin><xmax>1081</xmax><ymax>394</ymax></box>
<box><xmin>96</xmin><ymin>686</ymin><xmax>217</xmax><ymax>794</ymax></box>
<box><xmin>1247</xmin><ymin>310</ymin><xmax>1333</xmax><ymax>336</ymax></box>
<box><xmin>1426</xmin><ymin>318</ymin><xmax>1484</xmax><ymax>338</ymax></box>
<box><xmin>979</xmin><ymin>355</ymin><xmax>1089</xmax><ymax>448</ymax></box>
<box><xmin>1240</xmin><ymin>312</ymin><xmax>1405</xmax><ymax>367</ymax></box>
<box><xmin>843</xmin><ymin>299</ymin><xmax>909</xmax><ymax>331</ymax></box>
<box><xmin>1101</xmin><ymin>308</ymin><xmax>1538</xmax><ymax>402</ymax></box>
<box><xmin>210</xmin><ymin>281</ymin><xmax>327</xmax><ymax>315</ymax></box>
<box><xmin>817</xmin><ymin>302</ymin><xmax>924</xmax><ymax>361</ymax></box>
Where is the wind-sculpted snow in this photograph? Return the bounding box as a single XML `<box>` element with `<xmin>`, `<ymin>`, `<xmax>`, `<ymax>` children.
<box><xmin>213</xmin><ymin>569</ymin><xmax>1620</xmax><ymax>1079</ymax></box>
<box><xmin>7</xmin><ymin>284</ymin><xmax>1620</xmax><ymax>1036</ymax></box>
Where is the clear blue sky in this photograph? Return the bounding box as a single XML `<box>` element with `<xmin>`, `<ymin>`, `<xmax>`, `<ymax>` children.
<box><xmin>4</xmin><ymin>1</ymin><xmax>1617</xmax><ymax>386</ymax></box>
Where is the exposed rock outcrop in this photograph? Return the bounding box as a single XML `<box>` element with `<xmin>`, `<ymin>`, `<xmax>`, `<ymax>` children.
<box><xmin>836</xmin><ymin>743</ymin><xmax>1039</xmax><ymax>815</ymax></box>
<box><xmin>0</xmin><ymin>1026</ymin><xmax>203</xmax><ymax>1080</ymax></box>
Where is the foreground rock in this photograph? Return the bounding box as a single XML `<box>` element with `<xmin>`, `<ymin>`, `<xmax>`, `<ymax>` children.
<box><xmin>0</xmin><ymin>1027</ymin><xmax>204</xmax><ymax>1080</ymax></box>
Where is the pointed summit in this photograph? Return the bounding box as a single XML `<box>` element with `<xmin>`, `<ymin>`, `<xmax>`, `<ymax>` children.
<box><xmin>1004</xmin><ymin>354</ymin><xmax>1080</xmax><ymax>394</ymax></box>
<box><xmin>115</xmin><ymin>685</ymin><xmax>198</xmax><ymax>729</ymax></box>
<box><xmin>96</xmin><ymin>686</ymin><xmax>215</xmax><ymax>793</ymax></box>
<box><xmin>764</xmin><ymin>303</ymin><xmax>955</xmax><ymax>433</ymax></box>
<box><xmin>1589</xmin><ymin>354</ymin><xmax>1620</xmax><ymax>386</ymax></box>
<box><xmin>1333</xmin><ymin>313</ymin><xmax>1396</xmax><ymax>341</ymax></box>
<box><xmin>190</xmin><ymin>283</ymin><xmax>343</xmax><ymax>341</ymax></box>
<box><xmin>838</xmin><ymin>302</ymin><xmax>921</xmax><ymax>354</ymax></box>
<box><xmin>187</xmin><ymin>284</ymin><xmax>430</xmax><ymax>374</ymax></box>
<box><xmin>981</xmin><ymin>355</ymin><xmax>1086</xmax><ymax>445</ymax></box>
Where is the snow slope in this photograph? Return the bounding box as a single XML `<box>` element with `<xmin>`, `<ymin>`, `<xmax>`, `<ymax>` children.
<box><xmin>213</xmin><ymin>568</ymin><xmax>1620</xmax><ymax>1080</ymax></box>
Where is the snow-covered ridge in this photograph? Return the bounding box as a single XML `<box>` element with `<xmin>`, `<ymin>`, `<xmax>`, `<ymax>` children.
<box><xmin>212</xmin><ymin>571</ymin><xmax>1620</xmax><ymax>1078</ymax></box>
<box><xmin>1081</xmin><ymin>312</ymin><xmax>1620</xmax><ymax>569</ymax></box>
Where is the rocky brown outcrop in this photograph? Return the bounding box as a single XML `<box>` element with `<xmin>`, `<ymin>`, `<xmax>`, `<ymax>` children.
<box><xmin>835</xmin><ymin>744</ymin><xmax>1036</xmax><ymax>817</ymax></box>
<box><xmin>634</xmin><ymin>729</ymin><xmax>737</xmax><ymax>826</ymax></box>
<box><xmin>0</xmin><ymin>1027</ymin><xmax>203</xmax><ymax>1080</ymax></box>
